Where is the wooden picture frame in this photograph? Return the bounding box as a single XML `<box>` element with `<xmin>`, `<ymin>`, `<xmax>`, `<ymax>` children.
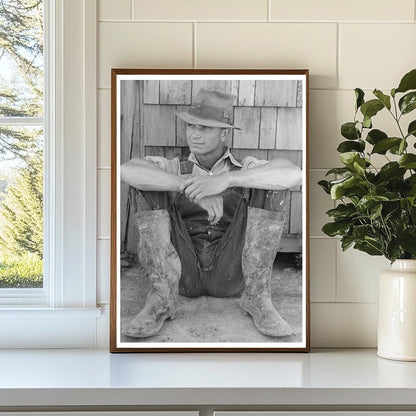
<box><xmin>110</xmin><ymin>69</ymin><xmax>310</xmax><ymax>352</ymax></box>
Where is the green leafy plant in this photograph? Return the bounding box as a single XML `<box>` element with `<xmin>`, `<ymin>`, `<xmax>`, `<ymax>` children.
<box><xmin>319</xmin><ymin>69</ymin><xmax>416</xmax><ymax>262</ymax></box>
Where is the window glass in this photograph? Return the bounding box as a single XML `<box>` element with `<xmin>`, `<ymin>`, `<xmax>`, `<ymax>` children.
<box><xmin>0</xmin><ymin>0</ymin><xmax>44</xmax><ymax>289</ymax></box>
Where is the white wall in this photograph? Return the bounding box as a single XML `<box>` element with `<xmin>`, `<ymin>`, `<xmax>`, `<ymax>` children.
<box><xmin>96</xmin><ymin>0</ymin><xmax>416</xmax><ymax>348</ymax></box>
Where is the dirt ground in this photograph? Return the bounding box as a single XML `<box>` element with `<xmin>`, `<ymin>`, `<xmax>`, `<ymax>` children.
<box><xmin>120</xmin><ymin>253</ymin><xmax>303</xmax><ymax>343</ymax></box>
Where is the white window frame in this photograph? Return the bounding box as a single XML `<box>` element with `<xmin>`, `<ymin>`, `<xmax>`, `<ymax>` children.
<box><xmin>0</xmin><ymin>0</ymin><xmax>101</xmax><ymax>348</ymax></box>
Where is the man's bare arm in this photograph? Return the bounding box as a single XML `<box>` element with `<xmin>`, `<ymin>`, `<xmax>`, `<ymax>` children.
<box><xmin>120</xmin><ymin>158</ymin><xmax>186</xmax><ymax>192</ymax></box>
<box><xmin>185</xmin><ymin>159</ymin><xmax>302</xmax><ymax>203</ymax></box>
<box><xmin>229</xmin><ymin>158</ymin><xmax>302</xmax><ymax>190</ymax></box>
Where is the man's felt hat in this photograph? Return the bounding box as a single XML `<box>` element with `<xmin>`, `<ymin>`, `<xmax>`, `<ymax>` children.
<box><xmin>176</xmin><ymin>89</ymin><xmax>240</xmax><ymax>129</ymax></box>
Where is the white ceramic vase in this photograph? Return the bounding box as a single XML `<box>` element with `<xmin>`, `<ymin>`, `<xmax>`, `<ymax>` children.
<box><xmin>378</xmin><ymin>259</ymin><xmax>416</xmax><ymax>361</ymax></box>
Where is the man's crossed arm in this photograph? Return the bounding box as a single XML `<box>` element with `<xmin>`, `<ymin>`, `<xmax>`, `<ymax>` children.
<box><xmin>120</xmin><ymin>158</ymin><xmax>302</xmax><ymax>224</ymax></box>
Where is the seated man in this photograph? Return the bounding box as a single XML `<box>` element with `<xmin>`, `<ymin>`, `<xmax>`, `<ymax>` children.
<box><xmin>120</xmin><ymin>89</ymin><xmax>302</xmax><ymax>339</ymax></box>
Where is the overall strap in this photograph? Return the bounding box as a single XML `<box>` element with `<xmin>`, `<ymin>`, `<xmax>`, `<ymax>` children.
<box><xmin>179</xmin><ymin>160</ymin><xmax>194</xmax><ymax>175</ymax></box>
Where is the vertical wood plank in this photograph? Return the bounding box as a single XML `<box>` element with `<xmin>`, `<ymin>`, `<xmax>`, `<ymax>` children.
<box><xmin>126</xmin><ymin>81</ymin><xmax>144</xmax><ymax>253</ymax></box>
<box><xmin>296</xmin><ymin>80</ymin><xmax>303</xmax><ymax>107</ymax></box>
<box><xmin>145</xmin><ymin>146</ymin><xmax>166</xmax><ymax>157</ymax></box>
<box><xmin>160</xmin><ymin>81</ymin><xmax>192</xmax><ymax>104</ymax></box>
<box><xmin>238</xmin><ymin>80</ymin><xmax>255</xmax><ymax>106</ymax></box>
<box><xmin>231</xmin><ymin>80</ymin><xmax>239</xmax><ymax>106</ymax></box>
<box><xmin>289</xmin><ymin>191</ymin><xmax>303</xmax><ymax>234</ymax></box>
<box><xmin>233</xmin><ymin>107</ymin><xmax>260</xmax><ymax>149</ymax></box>
<box><xmin>259</xmin><ymin>107</ymin><xmax>277</xmax><ymax>149</ymax></box>
<box><xmin>120</xmin><ymin>80</ymin><xmax>136</xmax><ymax>163</ymax></box>
<box><xmin>268</xmin><ymin>149</ymin><xmax>302</xmax><ymax>168</ymax></box>
<box><xmin>255</xmin><ymin>80</ymin><xmax>297</xmax><ymax>107</ymax></box>
<box><xmin>276</xmin><ymin>107</ymin><xmax>302</xmax><ymax>150</ymax></box>
<box><xmin>120</xmin><ymin>80</ymin><xmax>138</xmax><ymax>253</ymax></box>
<box><xmin>144</xmin><ymin>105</ymin><xmax>176</xmax><ymax>146</ymax></box>
<box><xmin>143</xmin><ymin>80</ymin><xmax>159</xmax><ymax>104</ymax></box>
<box><xmin>192</xmin><ymin>80</ymin><xmax>237</xmax><ymax>105</ymax></box>
<box><xmin>176</xmin><ymin>105</ymin><xmax>189</xmax><ymax>146</ymax></box>
<box><xmin>131</xmin><ymin>81</ymin><xmax>144</xmax><ymax>158</ymax></box>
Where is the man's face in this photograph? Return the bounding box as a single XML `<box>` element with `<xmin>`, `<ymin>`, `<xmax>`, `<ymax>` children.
<box><xmin>186</xmin><ymin>124</ymin><xmax>226</xmax><ymax>156</ymax></box>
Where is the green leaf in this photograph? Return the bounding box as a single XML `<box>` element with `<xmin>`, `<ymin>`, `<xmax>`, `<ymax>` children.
<box><xmin>366</xmin><ymin>129</ymin><xmax>387</xmax><ymax>145</ymax></box>
<box><xmin>354</xmin><ymin>241</ymin><xmax>383</xmax><ymax>256</ymax></box>
<box><xmin>339</xmin><ymin>152</ymin><xmax>360</xmax><ymax>167</ymax></box>
<box><xmin>318</xmin><ymin>180</ymin><xmax>331</xmax><ymax>194</ymax></box>
<box><xmin>330</xmin><ymin>175</ymin><xmax>365</xmax><ymax>200</ymax></box>
<box><xmin>369</xmin><ymin>203</ymin><xmax>383</xmax><ymax>220</ymax></box>
<box><xmin>391</xmin><ymin>88</ymin><xmax>396</xmax><ymax>97</ymax></box>
<box><xmin>341</xmin><ymin>122</ymin><xmax>361</xmax><ymax>140</ymax></box>
<box><xmin>353</xmin><ymin>224</ymin><xmax>374</xmax><ymax>240</ymax></box>
<box><xmin>325</xmin><ymin>167</ymin><xmax>352</xmax><ymax>176</ymax></box>
<box><xmin>407</xmin><ymin>120</ymin><xmax>416</xmax><ymax>137</ymax></box>
<box><xmin>377</xmin><ymin>162</ymin><xmax>406</xmax><ymax>181</ymax></box>
<box><xmin>373</xmin><ymin>89</ymin><xmax>391</xmax><ymax>110</ymax></box>
<box><xmin>357</xmin><ymin>195</ymin><xmax>389</xmax><ymax>211</ymax></box>
<box><xmin>341</xmin><ymin>235</ymin><xmax>355</xmax><ymax>251</ymax></box>
<box><xmin>355</xmin><ymin>88</ymin><xmax>365</xmax><ymax>110</ymax></box>
<box><xmin>326</xmin><ymin>203</ymin><xmax>357</xmax><ymax>220</ymax></box>
<box><xmin>322</xmin><ymin>221</ymin><xmax>351</xmax><ymax>237</ymax></box>
<box><xmin>398</xmin><ymin>227</ymin><xmax>416</xmax><ymax>255</ymax></box>
<box><xmin>399</xmin><ymin>92</ymin><xmax>416</xmax><ymax>115</ymax></box>
<box><xmin>389</xmin><ymin>139</ymin><xmax>408</xmax><ymax>155</ymax></box>
<box><xmin>360</xmin><ymin>99</ymin><xmax>384</xmax><ymax>119</ymax></box>
<box><xmin>371</xmin><ymin>137</ymin><xmax>402</xmax><ymax>154</ymax></box>
<box><xmin>395</xmin><ymin>69</ymin><xmax>416</xmax><ymax>94</ymax></box>
<box><xmin>363</xmin><ymin>115</ymin><xmax>372</xmax><ymax>129</ymax></box>
<box><xmin>337</xmin><ymin>140</ymin><xmax>365</xmax><ymax>153</ymax></box>
<box><xmin>399</xmin><ymin>154</ymin><xmax>416</xmax><ymax>169</ymax></box>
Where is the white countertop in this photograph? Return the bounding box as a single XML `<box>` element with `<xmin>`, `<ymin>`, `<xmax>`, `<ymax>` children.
<box><xmin>0</xmin><ymin>349</ymin><xmax>416</xmax><ymax>407</ymax></box>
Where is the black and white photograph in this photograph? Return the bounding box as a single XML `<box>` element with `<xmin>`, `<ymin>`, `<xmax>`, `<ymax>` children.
<box><xmin>110</xmin><ymin>70</ymin><xmax>309</xmax><ymax>352</ymax></box>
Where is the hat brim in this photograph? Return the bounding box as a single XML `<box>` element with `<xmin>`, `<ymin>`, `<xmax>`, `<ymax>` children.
<box><xmin>176</xmin><ymin>111</ymin><xmax>240</xmax><ymax>130</ymax></box>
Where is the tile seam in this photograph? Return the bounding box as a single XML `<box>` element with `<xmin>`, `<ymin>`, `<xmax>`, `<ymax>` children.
<box><xmin>97</xmin><ymin>20</ymin><xmax>416</xmax><ymax>24</ymax></box>
<box><xmin>336</xmin><ymin>22</ymin><xmax>340</xmax><ymax>90</ymax></box>
<box><xmin>193</xmin><ymin>22</ymin><xmax>197</xmax><ymax>69</ymax></box>
<box><xmin>97</xmin><ymin>18</ymin><xmax>415</xmax><ymax>25</ymax></box>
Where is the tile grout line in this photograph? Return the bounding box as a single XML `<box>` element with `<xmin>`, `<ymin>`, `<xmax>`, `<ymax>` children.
<box><xmin>336</xmin><ymin>22</ymin><xmax>340</xmax><ymax>90</ymax></box>
<box><xmin>333</xmin><ymin>231</ymin><xmax>338</xmax><ymax>302</ymax></box>
<box><xmin>193</xmin><ymin>22</ymin><xmax>197</xmax><ymax>68</ymax></box>
<box><xmin>130</xmin><ymin>0</ymin><xmax>133</xmax><ymax>20</ymax></box>
<box><xmin>268</xmin><ymin>0</ymin><xmax>271</xmax><ymax>22</ymax></box>
<box><xmin>97</xmin><ymin>19</ymin><xmax>415</xmax><ymax>24</ymax></box>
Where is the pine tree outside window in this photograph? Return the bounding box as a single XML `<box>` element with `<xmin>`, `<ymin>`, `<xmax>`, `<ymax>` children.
<box><xmin>0</xmin><ymin>0</ymin><xmax>44</xmax><ymax>291</ymax></box>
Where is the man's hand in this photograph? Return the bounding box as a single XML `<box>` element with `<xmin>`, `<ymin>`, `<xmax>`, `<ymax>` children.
<box><xmin>183</xmin><ymin>174</ymin><xmax>231</xmax><ymax>203</ymax></box>
<box><xmin>195</xmin><ymin>196</ymin><xmax>223</xmax><ymax>225</ymax></box>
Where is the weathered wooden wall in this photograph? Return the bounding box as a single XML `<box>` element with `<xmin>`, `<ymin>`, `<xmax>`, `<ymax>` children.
<box><xmin>120</xmin><ymin>79</ymin><xmax>304</xmax><ymax>254</ymax></box>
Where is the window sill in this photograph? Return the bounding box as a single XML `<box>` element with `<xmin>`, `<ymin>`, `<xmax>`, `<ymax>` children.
<box><xmin>0</xmin><ymin>307</ymin><xmax>103</xmax><ymax>348</ymax></box>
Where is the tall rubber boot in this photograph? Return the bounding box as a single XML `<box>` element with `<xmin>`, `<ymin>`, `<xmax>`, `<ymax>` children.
<box><xmin>239</xmin><ymin>207</ymin><xmax>293</xmax><ymax>337</ymax></box>
<box><xmin>123</xmin><ymin>209</ymin><xmax>181</xmax><ymax>338</ymax></box>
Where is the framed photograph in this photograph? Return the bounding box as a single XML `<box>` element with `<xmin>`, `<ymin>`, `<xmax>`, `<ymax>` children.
<box><xmin>110</xmin><ymin>69</ymin><xmax>310</xmax><ymax>352</ymax></box>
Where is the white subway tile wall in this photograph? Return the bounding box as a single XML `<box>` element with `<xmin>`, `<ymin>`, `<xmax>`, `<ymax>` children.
<box><xmin>98</xmin><ymin>90</ymin><xmax>111</xmax><ymax>168</ymax></box>
<box><xmin>270</xmin><ymin>0</ymin><xmax>414</xmax><ymax>22</ymax></box>
<box><xmin>132</xmin><ymin>0</ymin><xmax>269</xmax><ymax>21</ymax></box>
<box><xmin>310</xmin><ymin>239</ymin><xmax>336</xmax><ymax>302</ymax></box>
<box><xmin>97</xmin><ymin>0</ymin><xmax>416</xmax><ymax>347</ymax></box>
<box><xmin>196</xmin><ymin>23</ymin><xmax>338</xmax><ymax>89</ymax></box>
<box><xmin>99</xmin><ymin>0</ymin><xmax>131</xmax><ymax>20</ymax></box>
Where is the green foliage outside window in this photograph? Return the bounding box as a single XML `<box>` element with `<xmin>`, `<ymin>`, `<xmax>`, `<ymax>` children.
<box><xmin>0</xmin><ymin>0</ymin><xmax>44</xmax><ymax>288</ymax></box>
